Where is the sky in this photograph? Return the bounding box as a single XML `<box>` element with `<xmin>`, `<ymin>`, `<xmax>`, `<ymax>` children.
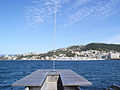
<box><xmin>0</xmin><ymin>0</ymin><xmax>120</xmax><ymax>54</ymax></box>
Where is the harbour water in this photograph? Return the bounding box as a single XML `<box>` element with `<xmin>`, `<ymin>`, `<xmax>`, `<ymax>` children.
<box><xmin>0</xmin><ymin>60</ymin><xmax>120</xmax><ymax>90</ymax></box>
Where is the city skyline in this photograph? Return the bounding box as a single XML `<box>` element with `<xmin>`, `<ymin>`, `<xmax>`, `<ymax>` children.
<box><xmin>0</xmin><ymin>0</ymin><xmax>120</xmax><ymax>54</ymax></box>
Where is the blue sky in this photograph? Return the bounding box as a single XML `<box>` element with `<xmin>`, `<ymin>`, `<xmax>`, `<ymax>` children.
<box><xmin>0</xmin><ymin>0</ymin><xmax>120</xmax><ymax>54</ymax></box>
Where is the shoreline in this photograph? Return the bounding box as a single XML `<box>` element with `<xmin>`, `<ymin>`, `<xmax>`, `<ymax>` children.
<box><xmin>0</xmin><ymin>59</ymin><xmax>119</xmax><ymax>61</ymax></box>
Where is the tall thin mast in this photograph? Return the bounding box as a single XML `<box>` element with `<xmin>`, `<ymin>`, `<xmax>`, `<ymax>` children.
<box><xmin>53</xmin><ymin>0</ymin><xmax>57</xmax><ymax>71</ymax></box>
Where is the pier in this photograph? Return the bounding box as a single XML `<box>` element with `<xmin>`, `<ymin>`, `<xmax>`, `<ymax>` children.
<box><xmin>12</xmin><ymin>69</ymin><xmax>92</xmax><ymax>90</ymax></box>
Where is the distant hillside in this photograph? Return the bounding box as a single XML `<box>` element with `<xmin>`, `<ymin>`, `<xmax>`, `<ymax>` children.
<box><xmin>41</xmin><ymin>43</ymin><xmax>120</xmax><ymax>57</ymax></box>
<box><xmin>82</xmin><ymin>43</ymin><xmax>120</xmax><ymax>52</ymax></box>
<box><xmin>55</xmin><ymin>43</ymin><xmax>120</xmax><ymax>52</ymax></box>
<box><xmin>1</xmin><ymin>43</ymin><xmax>120</xmax><ymax>60</ymax></box>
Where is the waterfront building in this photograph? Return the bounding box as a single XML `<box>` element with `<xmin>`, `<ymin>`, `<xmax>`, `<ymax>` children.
<box><xmin>108</xmin><ymin>53</ymin><xmax>120</xmax><ymax>59</ymax></box>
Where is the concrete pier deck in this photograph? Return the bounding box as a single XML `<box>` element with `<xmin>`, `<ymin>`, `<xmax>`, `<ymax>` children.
<box><xmin>12</xmin><ymin>69</ymin><xmax>92</xmax><ymax>90</ymax></box>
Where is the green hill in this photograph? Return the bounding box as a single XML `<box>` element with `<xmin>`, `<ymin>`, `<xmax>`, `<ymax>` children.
<box><xmin>82</xmin><ymin>43</ymin><xmax>120</xmax><ymax>52</ymax></box>
<box><xmin>42</xmin><ymin>43</ymin><xmax>120</xmax><ymax>57</ymax></box>
<box><xmin>8</xmin><ymin>43</ymin><xmax>120</xmax><ymax>60</ymax></box>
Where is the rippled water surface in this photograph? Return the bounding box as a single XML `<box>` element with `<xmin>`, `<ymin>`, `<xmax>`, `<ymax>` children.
<box><xmin>0</xmin><ymin>60</ymin><xmax>120</xmax><ymax>90</ymax></box>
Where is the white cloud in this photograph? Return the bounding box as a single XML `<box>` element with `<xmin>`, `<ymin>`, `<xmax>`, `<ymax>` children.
<box><xmin>26</xmin><ymin>0</ymin><xmax>120</xmax><ymax>27</ymax></box>
<box><xmin>74</xmin><ymin>0</ymin><xmax>91</xmax><ymax>7</ymax></box>
<box><xmin>66</xmin><ymin>0</ymin><xmax>120</xmax><ymax>25</ymax></box>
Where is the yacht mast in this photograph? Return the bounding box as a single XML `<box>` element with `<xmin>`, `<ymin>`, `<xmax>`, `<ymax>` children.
<box><xmin>53</xmin><ymin>0</ymin><xmax>57</xmax><ymax>71</ymax></box>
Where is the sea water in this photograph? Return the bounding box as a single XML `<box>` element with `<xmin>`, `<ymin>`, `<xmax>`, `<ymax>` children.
<box><xmin>0</xmin><ymin>60</ymin><xmax>120</xmax><ymax>90</ymax></box>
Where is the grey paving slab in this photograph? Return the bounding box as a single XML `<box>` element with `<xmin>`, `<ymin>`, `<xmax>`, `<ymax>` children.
<box><xmin>12</xmin><ymin>70</ymin><xmax>47</xmax><ymax>86</ymax></box>
<box><xmin>12</xmin><ymin>69</ymin><xmax>92</xmax><ymax>87</ymax></box>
